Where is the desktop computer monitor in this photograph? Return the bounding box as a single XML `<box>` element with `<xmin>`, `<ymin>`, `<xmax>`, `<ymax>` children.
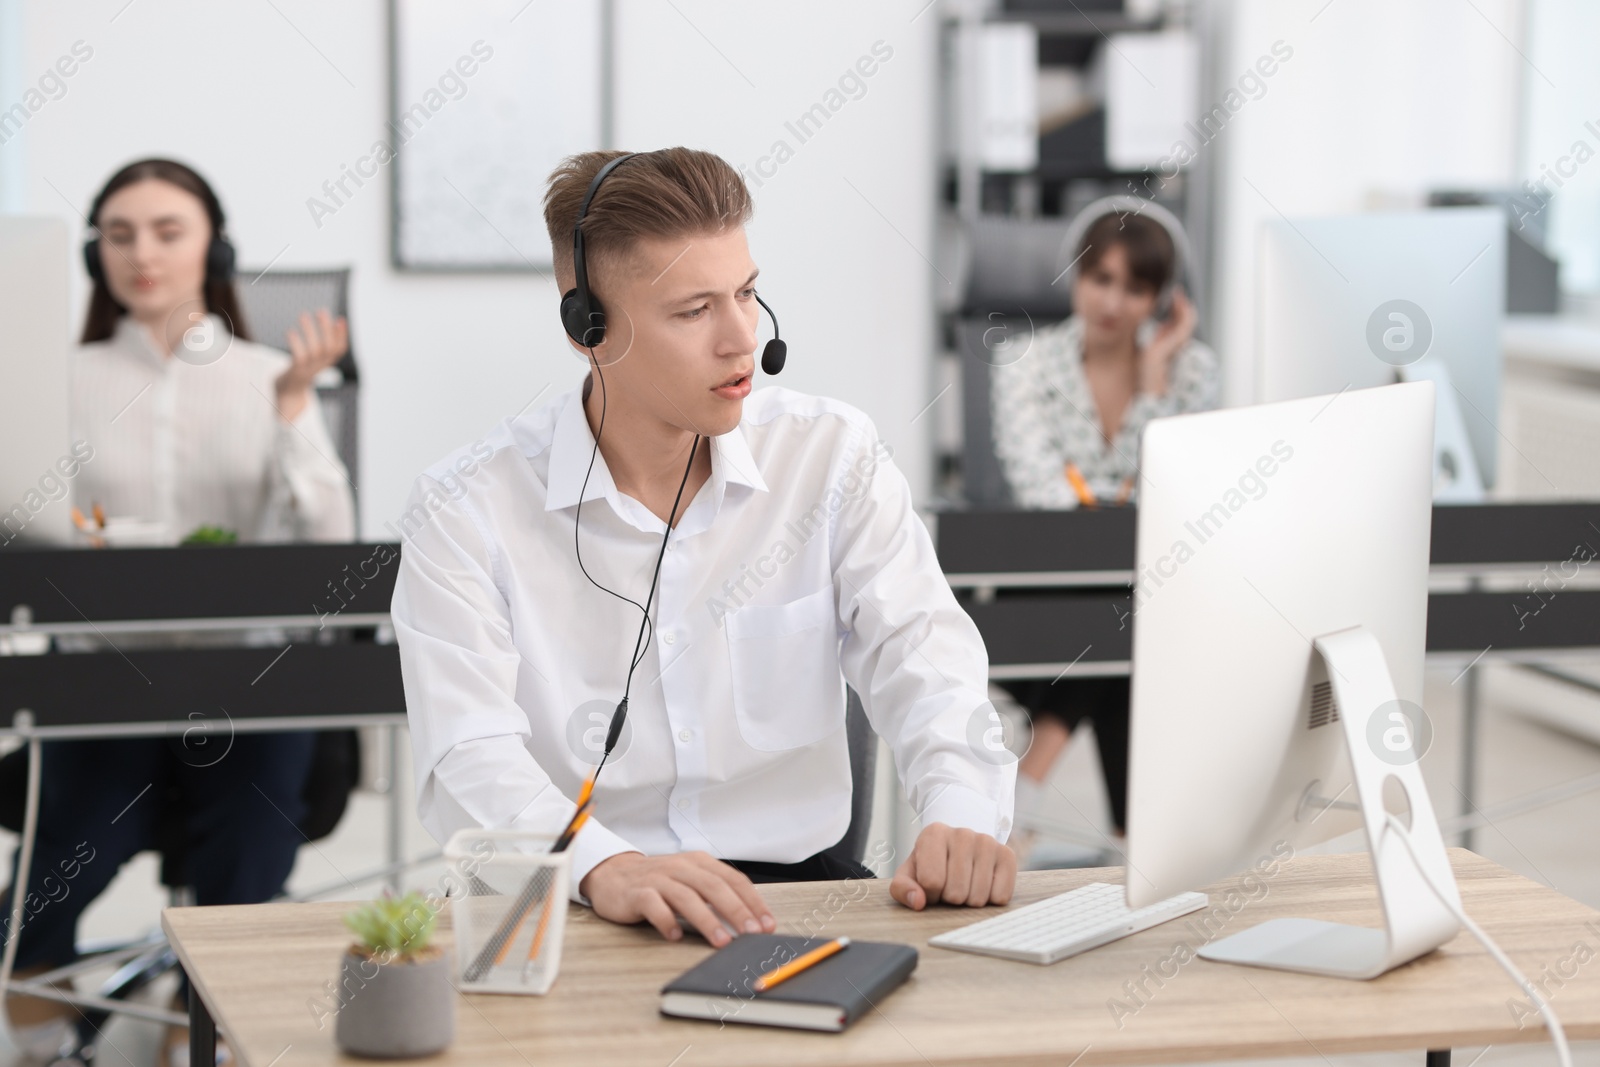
<box><xmin>1124</xmin><ymin>380</ymin><xmax>1461</xmax><ymax>979</ymax></box>
<box><xmin>0</xmin><ymin>216</ymin><xmax>74</xmax><ymax>548</ymax></box>
<box><xmin>1256</xmin><ymin>207</ymin><xmax>1505</xmax><ymax>497</ymax></box>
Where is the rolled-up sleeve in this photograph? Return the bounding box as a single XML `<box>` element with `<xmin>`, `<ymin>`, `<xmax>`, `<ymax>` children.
<box><xmin>829</xmin><ymin>420</ymin><xmax>1014</xmax><ymax>842</ymax></box>
<box><xmin>390</xmin><ymin>477</ymin><xmax>640</xmax><ymax>902</ymax></box>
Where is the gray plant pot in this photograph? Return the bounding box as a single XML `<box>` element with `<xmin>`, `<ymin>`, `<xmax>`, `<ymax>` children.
<box><xmin>335</xmin><ymin>947</ymin><xmax>456</xmax><ymax>1059</ymax></box>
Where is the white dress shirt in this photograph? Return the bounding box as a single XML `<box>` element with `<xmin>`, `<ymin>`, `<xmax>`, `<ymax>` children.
<box><xmin>991</xmin><ymin>315</ymin><xmax>1219</xmax><ymax>507</ymax></box>
<box><xmin>392</xmin><ymin>379</ymin><xmax>1013</xmax><ymax>902</ymax></box>
<box><xmin>70</xmin><ymin>315</ymin><xmax>355</xmax><ymax>544</ymax></box>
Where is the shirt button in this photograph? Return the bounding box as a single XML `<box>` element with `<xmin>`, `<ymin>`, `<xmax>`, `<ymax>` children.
<box><xmin>662</xmin><ymin>631</ymin><xmax>676</xmax><ymax>645</ymax></box>
<box><xmin>677</xmin><ymin>798</ymin><xmax>689</xmax><ymax>810</ymax></box>
<box><xmin>678</xmin><ymin>729</ymin><xmax>691</xmax><ymax>742</ymax></box>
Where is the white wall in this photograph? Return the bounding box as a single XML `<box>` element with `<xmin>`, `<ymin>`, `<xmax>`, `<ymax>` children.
<box><xmin>0</xmin><ymin>0</ymin><xmax>24</xmax><ymax>213</ymax></box>
<box><xmin>1521</xmin><ymin>0</ymin><xmax>1600</xmax><ymax>294</ymax></box>
<box><xmin>1209</xmin><ymin>0</ymin><xmax>1525</xmax><ymax>405</ymax></box>
<box><xmin>5</xmin><ymin>0</ymin><xmax>939</xmax><ymax>536</ymax></box>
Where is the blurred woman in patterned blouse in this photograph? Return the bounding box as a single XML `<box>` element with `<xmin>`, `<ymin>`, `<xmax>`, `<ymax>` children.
<box><xmin>990</xmin><ymin>200</ymin><xmax>1219</xmax><ymax>867</ymax></box>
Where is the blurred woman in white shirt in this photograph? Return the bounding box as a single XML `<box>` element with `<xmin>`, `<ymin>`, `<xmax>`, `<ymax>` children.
<box><xmin>4</xmin><ymin>158</ymin><xmax>353</xmax><ymax>1067</ymax></box>
<box><xmin>72</xmin><ymin>158</ymin><xmax>354</xmax><ymax>543</ymax></box>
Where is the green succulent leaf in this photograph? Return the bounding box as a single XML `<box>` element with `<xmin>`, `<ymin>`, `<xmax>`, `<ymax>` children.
<box><xmin>343</xmin><ymin>891</ymin><xmax>438</xmax><ymax>958</ymax></box>
<box><xmin>181</xmin><ymin>525</ymin><xmax>238</xmax><ymax>545</ymax></box>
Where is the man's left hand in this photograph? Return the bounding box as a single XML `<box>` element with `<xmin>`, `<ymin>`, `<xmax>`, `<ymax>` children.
<box><xmin>889</xmin><ymin>822</ymin><xmax>1016</xmax><ymax>910</ymax></box>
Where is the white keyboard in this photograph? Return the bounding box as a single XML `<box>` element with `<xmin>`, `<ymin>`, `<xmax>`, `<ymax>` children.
<box><xmin>928</xmin><ymin>882</ymin><xmax>1209</xmax><ymax>965</ymax></box>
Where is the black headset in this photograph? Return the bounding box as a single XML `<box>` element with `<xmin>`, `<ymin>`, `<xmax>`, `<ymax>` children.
<box><xmin>85</xmin><ymin>229</ymin><xmax>235</xmax><ymax>285</ymax></box>
<box><xmin>1057</xmin><ymin>195</ymin><xmax>1190</xmax><ymax>321</ymax></box>
<box><xmin>559</xmin><ymin>151</ymin><xmax>788</xmax><ymax>375</ymax></box>
<box><xmin>82</xmin><ymin>163</ymin><xmax>237</xmax><ymax>286</ymax></box>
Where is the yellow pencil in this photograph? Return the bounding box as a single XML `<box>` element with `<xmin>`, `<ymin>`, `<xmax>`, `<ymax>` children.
<box><xmin>553</xmin><ymin>802</ymin><xmax>592</xmax><ymax>852</ymax></box>
<box><xmin>492</xmin><ymin>889</ymin><xmax>541</xmax><ymax>967</ymax></box>
<box><xmin>522</xmin><ymin>892</ymin><xmax>556</xmax><ymax>981</ymax></box>
<box><xmin>752</xmin><ymin>936</ymin><xmax>850</xmax><ymax>992</ymax></box>
<box><xmin>1064</xmin><ymin>463</ymin><xmax>1097</xmax><ymax>508</ymax></box>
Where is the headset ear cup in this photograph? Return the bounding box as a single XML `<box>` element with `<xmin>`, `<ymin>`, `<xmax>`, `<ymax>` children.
<box><xmin>582</xmin><ymin>305</ymin><xmax>606</xmax><ymax>347</ymax></box>
<box><xmin>206</xmin><ymin>236</ymin><xmax>236</xmax><ymax>283</ymax></box>
<box><xmin>82</xmin><ymin>239</ymin><xmax>102</xmax><ymax>283</ymax></box>
<box><xmin>1057</xmin><ymin>195</ymin><xmax>1191</xmax><ymax>322</ymax></box>
<box><xmin>561</xmin><ymin>288</ymin><xmax>606</xmax><ymax>347</ymax></box>
<box><xmin>560</xmin><ymin>289</ymin><xmax>582</xmax><ymax>343</ymax></box>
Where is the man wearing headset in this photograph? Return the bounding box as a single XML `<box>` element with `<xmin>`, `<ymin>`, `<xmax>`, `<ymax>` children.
<box><xmin>391</xmin><ymin>147</ymin><xmax>1015</xmax><ymax>946</ymax></box>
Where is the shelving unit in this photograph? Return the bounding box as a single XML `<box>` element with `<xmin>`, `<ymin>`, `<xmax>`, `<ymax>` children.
<box><xmin>928</xmin><ymin>0</ymin><xmax>1219</xmax><ymax>505</ymax></box>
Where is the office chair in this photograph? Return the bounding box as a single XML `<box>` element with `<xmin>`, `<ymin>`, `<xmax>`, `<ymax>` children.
<box><xmin>956</xmin><ymin>315</ymin><xmax>1026</xmax><ymax>508</ymax></box>
<box><xmin>232</xmin><ymin>267</ymin><xmax>362</xmax><ymax>527</ymax></box>
<box><xmin>819</xmin><ymin>687</ymin><xmax>880</xmax><ymax>870</ymax></box>
<box><xmin>232</xmin><ymin>262</ymin><xmax>398</xmax><ymax>801</ymax></box>
<box><xmin>0</xmin><ymin>731</ymin><xmax>360</xmax><ymax>1065</ymax></box>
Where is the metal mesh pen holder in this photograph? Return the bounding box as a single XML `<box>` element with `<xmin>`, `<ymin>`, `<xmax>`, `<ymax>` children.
<box><xmin>444</xmin><ymin>829</ymin><xmax>572</xmax><ymax>995</ymax></box>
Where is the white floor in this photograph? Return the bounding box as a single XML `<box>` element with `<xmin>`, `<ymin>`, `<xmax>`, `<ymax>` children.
<box><xmin>3</xmin><ymin>660</ymin><xmax>1598</xmax><ymax>1066</ymax></box>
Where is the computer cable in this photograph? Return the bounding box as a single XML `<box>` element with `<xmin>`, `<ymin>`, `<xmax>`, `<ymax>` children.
<box><xmin>557</xmin><ymin>149</ymin><xmax>784</xmax><ymax>815</ymax></box>
<box><xmin>1383</xmin><ymin>812</ymin><xmax>1571</xmax><ymax>1067</ymax></box>
<box><xmin>571</xmin><ymin>348</ymin><xmax>699</xmax><ymax>800</ymax></box>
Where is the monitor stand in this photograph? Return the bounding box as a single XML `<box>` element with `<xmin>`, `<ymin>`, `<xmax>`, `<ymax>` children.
<box><xmin>1196</xmin><ymin>625</ymin><xmax>1462</xmax><ymax>979</ymax></box>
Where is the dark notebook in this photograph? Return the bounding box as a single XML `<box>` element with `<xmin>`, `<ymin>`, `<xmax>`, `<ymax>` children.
<box><xmin>659</xmin><ymin>934</ymin><xmax>918</xmax><ymax>1032</ymax></box>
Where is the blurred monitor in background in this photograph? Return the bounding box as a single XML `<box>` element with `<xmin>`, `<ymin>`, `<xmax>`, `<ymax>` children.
<box><xmin>1256</xmin><ymin>207</ymin><xmax>1505</xmax><ymax>500</ymax></box>
<box><xmin>0</xmin><ymin>216</ymin><xmax>73</xmax><ymax>548</ymax></box>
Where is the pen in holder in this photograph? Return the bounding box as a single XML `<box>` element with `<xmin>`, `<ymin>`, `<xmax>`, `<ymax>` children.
<box><xmin>444</xmin><ymin>829</ymin><xmax>574</xmax><ymax>995</ymax></box>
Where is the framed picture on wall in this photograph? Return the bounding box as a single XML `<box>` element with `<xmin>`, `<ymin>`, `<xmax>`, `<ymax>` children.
<box><xmin>388</xmin><ymin>0</ymin><xmax>610</xmax><ymax>271</ymax></box>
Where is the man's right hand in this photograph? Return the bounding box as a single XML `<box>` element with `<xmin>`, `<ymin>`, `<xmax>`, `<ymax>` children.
<box><xmin>579</xmin><ymin>851</ymin><xmax>777</xmax><ymax>947</ymax></box>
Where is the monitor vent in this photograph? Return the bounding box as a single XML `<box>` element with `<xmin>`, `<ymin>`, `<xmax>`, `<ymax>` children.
<box><xmin>1309</xmin><ymin>681</ymin><xmax>1340</xmax><ymax>729</ymax></box>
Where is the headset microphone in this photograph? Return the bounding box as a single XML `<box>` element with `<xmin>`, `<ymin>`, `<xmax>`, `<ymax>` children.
<box><xmin>756</xmin><ymin>292</ymin><xmax>786</xmax><ymax>375</ymax></box>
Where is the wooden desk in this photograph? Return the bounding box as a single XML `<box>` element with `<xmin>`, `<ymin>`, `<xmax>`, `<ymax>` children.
<box><xmin>164</xmin><ymin>850</ymin><xmax>1600</xmax><ymax>1067</ymax></box>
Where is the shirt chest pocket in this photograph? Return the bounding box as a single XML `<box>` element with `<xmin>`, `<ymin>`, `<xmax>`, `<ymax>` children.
<box><xmin>724</xmin><ymin>585</ymin><xmax>846</xmax><ymax>751</ymax></box>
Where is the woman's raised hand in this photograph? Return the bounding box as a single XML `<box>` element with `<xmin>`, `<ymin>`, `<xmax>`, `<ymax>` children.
<box><xmin>274</xmin><ymin>309</ymin><xmax>349</xmax><ymax>422</ymax></box>
<box><xmin>1138</xmin><ymin>287</ymin><xmax>1197</xmax><ymax>397</ymax></box>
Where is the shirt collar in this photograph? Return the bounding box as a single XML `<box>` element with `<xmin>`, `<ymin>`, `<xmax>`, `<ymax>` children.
<box><xmin>543</xmin><ymin>384</ymin><xmax>615</xmax><ymax>512</ymax></box>
<box><xmin>710</xmin><ymin>419</ymin><xmax>768</xmax><ymax>495</ymax></box>
<box><xmin>109</xmin><ymin>313</ymin><xmax>229</xmax><ymax>368</ymax></box>
<box><xmin>542</xmin><ymin>380</ymin><xmax>769</xmax><ymax>514</ymax></box>
<box><xmin>111</xmin><ymin>314</ymin><xmax>169</xmax><ymax>366</ymax></box>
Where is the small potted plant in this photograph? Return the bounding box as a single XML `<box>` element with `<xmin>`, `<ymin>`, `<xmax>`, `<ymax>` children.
<box><xmin>335</xmin><ymin>891</ymin><xmax>455</xmax><ymax>1058</ymax></box>
<box><xmin>179</xmin><ymin>524</ymin><xmax>238</xmax><ymax>545</ymax></box>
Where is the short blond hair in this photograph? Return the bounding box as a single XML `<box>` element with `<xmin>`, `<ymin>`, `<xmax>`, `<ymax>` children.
<box><xmin>542</xmin><ymin>148</ymin><xmax>753</xmax><ymax>292</ymax></box>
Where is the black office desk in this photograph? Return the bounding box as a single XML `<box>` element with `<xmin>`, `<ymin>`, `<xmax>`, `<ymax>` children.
<box><xmin>933</xmin><ymin>502</ymin><xmax>1600</xmax><ymax>846</ymax></box>
<box><xmin>0</xmin><ymin>542</ymin><xmax>403</xmax><ymax>736</ymax></box>
<box><xmin>935</xmin><ymin>502</ymin><xmax>1600</xmax><ymax>666</ymax></box>
<box><xmin>0</xmin><ymin>541</ymin><xmax>410</xmax><ymax>878</ymax></box>
<box><xmin>0</xmin><ymin>540</ymin><xmax>411</xmax><ymax>869</ymax></box>
<box><xmin>0</xmin><ymin>542</ymin><xmax>412</xmax><ymax>1030</ymax></box>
